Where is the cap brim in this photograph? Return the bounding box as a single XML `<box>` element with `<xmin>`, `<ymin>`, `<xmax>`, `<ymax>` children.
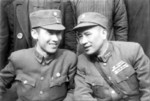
<box><xmin>41</xmin><ymin>24</ymin><xmax>65</xmax><ymax>31</ymax></box>
<box><xmin>73</xmin><ymin>23</ymin><xmax>97</xmax><ymax>31</ymax></box>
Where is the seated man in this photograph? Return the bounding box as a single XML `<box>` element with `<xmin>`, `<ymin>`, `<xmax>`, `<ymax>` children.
<box><xmin>0</xmin><ymin>9</ymin><xmax>77</xmax><ymax>101</ymax></box>
<box><xmin>73</xmin><ymin>12</ymin><xmax>150</xmax><ymax>101</ymax></box>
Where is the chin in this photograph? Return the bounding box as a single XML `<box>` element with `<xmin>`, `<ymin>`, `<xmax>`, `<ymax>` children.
<box><xmin>85</xmin><ymin>50</ymin><xmax>94</xmax><ymax>55</ymax></box>
<box><xmin>47</xmin><ymin>49</ymin><xmax>57</xmax><ymax>54</ymax></box>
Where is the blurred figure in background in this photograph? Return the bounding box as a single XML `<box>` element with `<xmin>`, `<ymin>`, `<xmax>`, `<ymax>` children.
<box><xmin>124</xmin><ymin>0</ymin><xmax>150</xmax><ymax>58</ymax></box>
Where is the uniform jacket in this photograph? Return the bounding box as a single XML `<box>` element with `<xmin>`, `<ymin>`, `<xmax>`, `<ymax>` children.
<box><xmin>71</xmin><ymin>0</ymin><xmax>128</xmax><ymax>41</ymax></box>
<box><xmin>74</xmin><ymin>41</ymin><xmax>150</xmax><ymax>101</ymax></box>
<box><xmin>0</xmin><ymin>48</ymin><xmax>77</xmax><ymax>101</ymax></box>
<box><xmin>124</xmin><ymin>0</ymin><xmax>150</xmax><ymax>58</ymax></box>
<box><xmin>0</xmin><ymin>0</ymin><xmax>76</xmax><ymax>69</ymax></box>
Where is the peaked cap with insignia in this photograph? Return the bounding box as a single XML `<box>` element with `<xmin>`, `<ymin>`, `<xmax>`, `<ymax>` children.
<box><xmin>73</xmin><ymin>12</ymin><xmax>108</xmax><ymax>30</ymax></box>
<box><xmin>30</xmin><ymin>9</ymin><xmax>65</xmax><ymax>30</ymax></box>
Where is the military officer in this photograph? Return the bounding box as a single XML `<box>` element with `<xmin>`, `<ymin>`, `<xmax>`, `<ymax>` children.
<box><xmin>73</xmin><ymin>12</ymin><xmax>150</xmax><ymax>101</ymax></box>
<box><xmin>0</xmin><ymin>9</ymin><xmax>77</xmax><ymax>101</ymax></box>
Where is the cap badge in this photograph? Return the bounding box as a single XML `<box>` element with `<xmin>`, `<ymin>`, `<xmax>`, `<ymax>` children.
<box><xmin>81</xmin><ymin>14</ymin><xmax>85</xmax><ymax>19</ymax></box>
<box><xmin>53</xmin><ymin>12</ymin><xmax>58</xmax><ymax>16</ymax></box>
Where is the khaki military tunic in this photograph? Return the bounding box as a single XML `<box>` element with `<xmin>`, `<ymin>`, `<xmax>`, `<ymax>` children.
<box><xmin>74</xmin><ymin>41</ymin><xmax>150</xmax><ymax>101</ymax></box>
<box><xmin>0</xmin><ymin>48</ymin><xmax>77</xmax><ymax>101</ymax></box>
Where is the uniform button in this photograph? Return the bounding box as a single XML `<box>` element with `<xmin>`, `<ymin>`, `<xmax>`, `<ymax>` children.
<box><xmin>92</xmin><ymin>83</ymin><xmax>95</xmax><ymax>86</ymax></box>
<box><xmin>17</xmin><ymin>33</ymin><xmax>23</xmax><ymax>39</ymax></box>
<box><xmin>56</xmin><ymin>73</ymin><xmax>60</xmax><ymax>77</ymax></box>
<box><xmin>126</xmin><ymin>76</ymin><xmax>129</xmax><ymax>79</ymax></box>
<box><xmin>23</xmin><ymin>80</ymin><xmax>28</xmax><ymax>84</ymax></box>
<box><xmin>108</xmin><ymin>76</ymin><xmax>111</xmax><ymax>80</ymax></box>
<box><xmin>111</xmin><ymin>90</ymin><xmax>115</xmax><ymax>94</ymax></box>
<box><xmin>40</xmin><ymin>91</ymin><xmax>43</xmax><ymax>95</ymax></box>
<box><xmin>56</xmin><ymin>20</ymin><xmax>60</xmax><ymax>23</ymax></box>
<box><xmin>40</xmin><ymin>77</ymin><xmax>44</xmax><ymax>80</ymax></box>
<box><xmin>51</xmin><ymin>77</ymin><xmax>54</xmax><ymax>80</ymax></box>
<box><xmin>103</xmin><ymin>63</ymin><xmax>107</xmax><ymax>66</ymax></box>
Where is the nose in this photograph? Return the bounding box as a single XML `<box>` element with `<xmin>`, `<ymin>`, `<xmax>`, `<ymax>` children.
<box><xmin>51</xmin><ymin>34</ymin><xmax>59</xmax><ymax>42</ymax></box>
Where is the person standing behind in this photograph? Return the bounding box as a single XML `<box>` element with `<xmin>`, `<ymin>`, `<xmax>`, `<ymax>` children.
<box><xmin>0</xmin><ymin>9</ymin><xmax>77</xmax><ymax>101</ymax></box>
<box><xmin>124</xmin><ymin>0</ymin><xmax>150</xmax><ymax>58</ymax></box>
<box><xmin>73</xmin><ymin>12</ymin><xmax>150</xmax><ymax>101</ymax></box>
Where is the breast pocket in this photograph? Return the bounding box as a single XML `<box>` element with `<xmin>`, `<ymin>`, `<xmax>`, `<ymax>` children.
<box><xmin>15</xmin><ymin>74</ymin><xmax>36</xmax><ymax>94</ymax></box>
<box><xmin>85</xmin><ymin>76</ymin><xmax>109</xmax><ymax>99</ymax></box>
<box><xmin>50</xmin><ymin>75</ymin><xmax>69</xmax><ymax>88</ymax></box>
<box><xmin>48</xmin><ymin>75</ymin><xmax>69</xmax><ymax>100</ymax></box>
<box><xmin>115</xmin><ymin>66</ymin><xmax>138</xmax><ymax>93</ymax></box>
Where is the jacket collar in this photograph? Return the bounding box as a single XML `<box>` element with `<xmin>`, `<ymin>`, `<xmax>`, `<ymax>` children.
<box><xmin>34</xmin><ymin>48</ymin><xmax>55</xmax><ymax>65</ymax></box>
<box><xmin>89</xmin><ymin>41</ymin><xmax>112</xmax><ymax>63</ymax></box>
<box><xmin>97</xmin><ymin>42</ymin><xmax>112</xmax><ymax>63</ymax></box>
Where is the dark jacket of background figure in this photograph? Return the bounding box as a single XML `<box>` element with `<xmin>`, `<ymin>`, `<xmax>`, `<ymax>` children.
<box><xmin>124</xmin><ymin>0</ymin><xmax>150</xmax><ymax>58</ymax></box>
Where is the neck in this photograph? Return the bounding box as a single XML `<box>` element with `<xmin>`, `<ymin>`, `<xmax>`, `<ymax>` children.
<box><xmin>98</xmin><ymin>40</ymin><xmax>109</xmax><ymax>56</ymax></box>
<box><xmin>35</xmin><ymin>44</ymin><xmax>50</xmax><ymax>58</ymax></box>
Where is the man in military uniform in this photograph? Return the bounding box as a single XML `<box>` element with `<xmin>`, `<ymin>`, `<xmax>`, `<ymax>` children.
<box><xmin>0</xmin><ymin>9</ymin><xmax>77</xmax><ymax>101</ymax></box>
<box><xmin>73</xmin><ymin>12</ymin><xmax>150</xmax><ymax>101</ymax></box>
<box><xmin>0</xmin><ymin>0</ymin><xmax>76</xmax><ymax>70</ymax></box>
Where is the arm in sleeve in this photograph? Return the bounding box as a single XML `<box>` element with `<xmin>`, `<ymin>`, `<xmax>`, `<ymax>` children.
<box><xmin>74</xmin><ymin>66</ymin><xmax>98</xmax><ymax>101</ymax></box>
<box><xmin>133</xmin><ymin>44</ymin><xmax>150</xmax><ymax>101</ymax></box>
<box><xmin>0</xmin><ymin>61</ymin><xmax>16</xmax><ymax>99</ymax></box>
<box><xmin>63</xmin><ymin>53</ymin><xmax>77</xmax><ymax>101</ymax></box>
<box><xmin>113</xmin><ymin>0</ymin><xmax>128</xmax><ymax>41</ymax></box>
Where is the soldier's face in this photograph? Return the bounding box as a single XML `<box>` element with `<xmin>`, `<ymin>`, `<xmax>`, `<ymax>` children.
<box><xmin>36</xmin><ymin>28</ymin><xmax>62</xmax><ymax>54</ymax></box>
<box><xmin>78</xmin><ymin>26</ymin><xmax>107</xmax><ymax>55</ymax></box>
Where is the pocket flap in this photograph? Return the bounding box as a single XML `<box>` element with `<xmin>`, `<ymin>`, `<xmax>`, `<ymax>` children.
<box><xmin>85</xmin><ymin>76</ymin><xmax>103</xmax><ymax>86</ymax></box>
<box><xmin>50</xmin><ymin>75</ymin><xmax>68</xmax><ymax>88</ymax></box>
<box><xmin>15</xmin><ymin>74</ymin><xmax>36</xmax><ymax>87</ymax></box>
<box><xmin>115</xmin><ymin>67</ymin><xmax>135</xmax><ymax>83</ymax></box>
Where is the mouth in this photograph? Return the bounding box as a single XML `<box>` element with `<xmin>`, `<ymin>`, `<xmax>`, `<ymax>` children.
<box><xmin>84</xmin><ymin>46</ymin><xmax>91</xmax><ymax>51</ymax></box>
<box><xmin>48</xmin><ymin>43</ymin><xmax>58</xmax><ymax>47</ymax></box>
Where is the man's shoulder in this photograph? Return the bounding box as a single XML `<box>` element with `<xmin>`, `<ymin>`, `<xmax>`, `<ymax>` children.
<box><xmin>112</xmin><ymin>41</ymin><xmax>141</xmax><ymax>50</ymax></box>
<box><xmin>10</xmin><ymin>48</ymin><xmax>34</xmax><ymax>60</ymax></box>
<box><xmin>57</xmin><ymin>49</ymin><xmax>77</xmax><ymax>60</ymax></box>
<box><xmin>58</xmin><ymin>49</ymin><xmax>76</xmax><ymax>56</ymax></box>
<box><xmin>78</xmin><ymin>53</ymin><xmax>90</xmax><ymax>63</ymax></box>
<box><xmin>112</xmin><ymin>41</ymin><xmax>142</xmax><ymax>57</ymax></box>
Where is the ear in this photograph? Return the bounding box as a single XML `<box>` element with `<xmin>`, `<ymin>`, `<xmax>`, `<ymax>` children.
<box><xmin>102</xmin><ymin>29</ymin><xmax>107</xmax><ymax>39</ymax></box>
<box><xmin>31</xmin><ymin>29</ymin><xmax>39</xmax><ymax>40</ymax></box>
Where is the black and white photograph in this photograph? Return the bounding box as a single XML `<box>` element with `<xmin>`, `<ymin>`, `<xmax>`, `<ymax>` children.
<box><xmin>0</xmin><ymin>0</ymin><xmax>150</xmax><ymax>101</ymax></box>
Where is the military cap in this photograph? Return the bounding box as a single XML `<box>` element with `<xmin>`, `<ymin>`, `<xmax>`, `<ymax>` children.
<box><xmin>73</xmin><ymin>12</ymin><xmax>108</xmax><ymax>30</ymax></box>
<box><xmin>30</xmin><ymin>9</ymin><xmax>65</xmax><ymax>30</ymax></box>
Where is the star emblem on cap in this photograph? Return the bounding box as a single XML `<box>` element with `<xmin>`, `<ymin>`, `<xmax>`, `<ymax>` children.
<box><xmin>53</xmin><ymin>12</ymin><xmax>58</xmax><ymax>17</ymax></box>
<box><xmin>81</xmin><ymin>14</ymin><xmax>85</xmax><ymax>19</ymax></box>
